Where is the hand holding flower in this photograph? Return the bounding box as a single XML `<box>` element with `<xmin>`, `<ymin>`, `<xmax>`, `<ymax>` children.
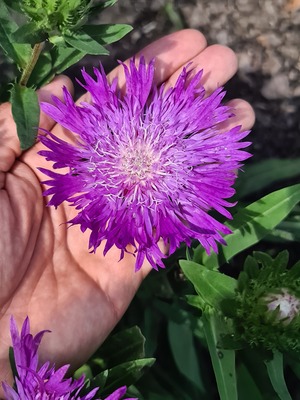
<box><xmin>0</xmin><ymin>29</ymin><xmax>255</xmax><ymax>395</ymax></box>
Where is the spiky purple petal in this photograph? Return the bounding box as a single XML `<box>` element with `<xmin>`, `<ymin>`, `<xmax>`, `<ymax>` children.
<box><xmin>2</xmin><ymin>317</ymin><xmax>130</xmax><ymax>400</ymax></box>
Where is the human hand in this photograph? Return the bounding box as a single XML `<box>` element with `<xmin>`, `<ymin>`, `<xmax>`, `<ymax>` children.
<box><xmin>0</xmin><ymin>29</ymin><xmax>255</xmax><ymax>393</ymax></box>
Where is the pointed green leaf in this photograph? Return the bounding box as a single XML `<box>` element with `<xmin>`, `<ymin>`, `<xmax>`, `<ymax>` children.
<box><xmin>198</xmin><ymin>184</ymin><xmax>300</xmax><ymax>270</ymax></box>
<box><xmin>91</xmin><ymin>358</ymin><xmax>155</xmax><ymax>397</ymax></box>
<box><xmin>265</xmin><ymin>351</ymin><xmax>292</xmax><ymax>400</ymax></box>
<box><xmin>64</xmin><ymin>31</ymin><xmax>109</xmax><ymax>55</ymax></box>
<box><xmin>82</xmin><ymin>24</ymin><xmax>132</xmax><ymax>45</ymax></box>
<box><xmin>202</xmin><ymin>313</ymin><xmax>238</xmax><ymax>400</ymax></box>
<box><xmin>10</xmin><ymin>83</ymin><xmax>39</xmax><ymax>150</ymax></box>
<box><xmin>180</xmin><ymin>260</ymin><xmax>237</xmax><ymax>311</ymax></box>
<box><xmin>93</xmin><ymin>326</ymin><xmax>146</xmax><ymax>370</ymax></box>
<box><xmin>0</xmin><ymin>1</ymin><xmax>31</xmax><ymax>68</ymax></box>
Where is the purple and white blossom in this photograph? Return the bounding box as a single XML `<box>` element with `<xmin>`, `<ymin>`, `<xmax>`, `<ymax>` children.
<box><xmin>39</xmin><ymin>57</ymin><xmax>251</xmax><ymax>271</ymax></box>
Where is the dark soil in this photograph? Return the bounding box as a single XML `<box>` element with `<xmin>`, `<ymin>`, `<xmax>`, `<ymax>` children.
<box><xmin>73</xmin><ymin>0</ymin><xmax>300</xmax><ymax>161</ymax></box>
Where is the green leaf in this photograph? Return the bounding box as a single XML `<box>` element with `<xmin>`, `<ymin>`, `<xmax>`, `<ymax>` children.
<box><xmin>235</xmin><ymin>158</ymin><xmax>300</xmax><ymax>199</ymax></box>
<box><xmin>11</xmin><ymin>23</ymin><xmax>47</xmax><ymax>44</ymax></box>
<box><xmin>202</xmin><ymin>313</ymin><xmax>238</xmax><ymax>400</ymax></box>
<box><xmin>73</xmin><ymin>364</ymin><xmax>93</xmax><ymax>380</ymax></box>
<box><xmin>179</xmin><ymin>260</ymin><xmax>237</xmax><ymax>311</ymax></box>
<box><xmin>168</xmin><ymin>320</ymin><xmax>205</xmax><ymax>394</ymax></box>
<box><xmin>92</xmin><ymin>326</ymin><xmax>146</xmax><ymax>370</ymax></box>
<box><xmin>34</xmin><ymin>45</ymin><xmax>86</xmax><ymax>87</ymax></box>
<box><xmin>10</xmin><ymin>84</ymin><xmax>40</xmax><ymax>150</ymax></box>
<box><xmin>51</xmin><ymin>45</ymin><xmax>86</xmax><ymax>74</ymax></box>
<box><xmin>0</xmin><ymin>1</ymin><xmax>31</xmax><ymax>68</ymax></box>
<box><xmin>198</xmin><ymin>184</ymin><xmax>300</xmax><ymax>270</ymax></box>
<box><xmin>92</xmin><ymin>358</ymin><xmax>155</xmax><ymax>397</ymax></box>
<box><xmin>185</xmin><ymin>294</ymin><xmax>206</xmax><ymax>311</ymax></box>
<box><xmin>240</xmin><ymin>349</ymin><xmax>279</xmax><ymax>399</ymax></box>
<box><xmin>265</xmin><ymin>351</ymin><xmax>292</xmax><ymax>400</ymax></box>
<box><xmin>82</xmin><ymin>24</ymin><xmax>132</xmax><ymax>45</ymax></box>
<box><xmin>64</xmin><ymin>31</ymin><xmax>109</xmax><ymax>55</ymax></box>
<box><xmin>237</xmin><ymin>363</ymin><xmax>264</xmax><ymax>400</ymax></box>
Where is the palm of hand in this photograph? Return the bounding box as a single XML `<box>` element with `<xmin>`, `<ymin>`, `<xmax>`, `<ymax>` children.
<box><xmin>0</xmin><ymin>90</ymin><xmax>148</xmax><ymax>386</ymax></box>
<box><xmin>0</xmin><ymin>29</ymin><xmax>255</xmax><ymax>392</ymax></box>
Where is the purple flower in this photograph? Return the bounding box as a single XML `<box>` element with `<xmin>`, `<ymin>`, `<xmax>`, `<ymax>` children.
<box><xmin>2</xmin><ymin>317</ymin><xmax>134</xmax><ymax>400</ymax></box>
<box><xmin>39</xmin><ymin>57</ymin><xmax>251</xmax><ymax>271</ymax></box>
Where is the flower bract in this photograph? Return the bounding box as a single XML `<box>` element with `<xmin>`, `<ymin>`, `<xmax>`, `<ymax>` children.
<box><xmin>39</xmin><ymin>57</ymin><xmax>251</xmax><ymax>270</ymax></box>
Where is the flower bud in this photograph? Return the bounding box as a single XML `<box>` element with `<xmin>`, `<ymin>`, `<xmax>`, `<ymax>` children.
<box><xmin>21</xmin><ymin>0</ymin><xmax>91</xmax><ymax>33</ymax></box>
<box><xmin>264</xmin><ymin>288</ymin><xmax>300</xmax><ymax>323</ymax></box>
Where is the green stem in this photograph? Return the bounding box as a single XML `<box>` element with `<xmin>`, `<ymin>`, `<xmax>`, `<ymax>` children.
<box><xmin>19</xmin><ymin>42</ymin><xmax>44</xmax><ymax>87</ymax></box>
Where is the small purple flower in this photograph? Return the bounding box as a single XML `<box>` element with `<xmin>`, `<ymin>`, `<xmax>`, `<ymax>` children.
<box><xmin>39</xmin><ymin>57</ymin><xmax>251</xmax><ymax>271</ymax></box>
<box><xmin>2</xmin><ymin>317</ymin><xmax>134</xmax><ymax>400</ymax></box>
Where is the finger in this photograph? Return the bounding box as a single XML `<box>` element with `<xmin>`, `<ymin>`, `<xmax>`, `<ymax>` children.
<box><xmin>166</xmin><ymin>44</ymin><xmax>238</xmax><ymax>95</ymax></box>
<box><xmin>221</xmin><ymin>99</ymin><xmax>255</xmax><ymax>131</ymax></box>
<box><xmin>77</xmin><ymin>29</ymin><xmax>208</xmax><ymax>103</ymax></box>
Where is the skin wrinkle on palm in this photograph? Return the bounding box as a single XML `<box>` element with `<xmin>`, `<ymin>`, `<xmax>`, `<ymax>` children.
<box><xmin>0</xmin><ymin>29</ymin><xmax>255</xmax><ymax>396</ymax></box>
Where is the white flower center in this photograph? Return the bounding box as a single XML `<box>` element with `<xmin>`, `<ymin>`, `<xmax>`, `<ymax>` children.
<box><xmin>265</xmin><ymin>288</ymin><xmax>300</xmax><ymax>322</ymax></box>
<box><xmin>120</xmin><ymin>143</ymin><xmax>157</xmax><ymax>184</ymax></box>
